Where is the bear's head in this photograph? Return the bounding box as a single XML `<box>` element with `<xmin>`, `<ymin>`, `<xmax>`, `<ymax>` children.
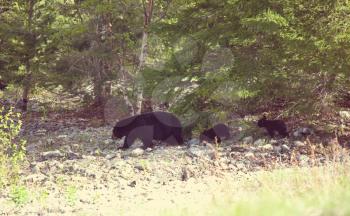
<box><xmin>112</xmin><ymin>126</ymin><xmax>126</xmax><ymax>139</ymax></box>
<box><xmin>257</xmin><ymin>115</ymin><xmax>267</xmax><ymax>127</ymax></box>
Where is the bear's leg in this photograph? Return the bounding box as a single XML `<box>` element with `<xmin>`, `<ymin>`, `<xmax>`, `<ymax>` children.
<box><xmin>279</xmin><ymin>129</ymin><xmax>289</xmax><ymax>138</ymax></box>
<box><xmin>141</xmin><ymin>137</ymin><xmax>153</xmax><ymax>149</ymax></box>
<box><xmin>174</xmin><ymin>128</ymin><xmax>184</xmax><ymax>144</ymax></box>
<box><xmin>215</xmin><ymin>136</ymin><xmax>221</xmax><ymax>143</ymax></box>
<box><xmin>267</xmin><ymin>129</ymin><xmax>275</xmax><ymax>137</ymax></box>
<box><xmin>121</xmin><ymin>134</ymin><xmax>137</xmax><ymax>149</ymax></box>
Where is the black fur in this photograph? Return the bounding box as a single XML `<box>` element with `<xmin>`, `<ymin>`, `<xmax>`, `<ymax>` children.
<box><xmin>199</xmin><ymin>123</ymin><xmax>230</xmax><ymax>143</ymax></box>
<box><xmin>257</xmin><ymin>115</ymin><xmax>288</xmax><ymax>138</ymax></box>
<box><xmin>0</xmin><ymin>80</ymin><xmax>7</xmax><ymax>91</ymax></box>
<box><xmin>112</xmin><ymin>111</ymin><xmax>183</xmax><ymax>149</ymax></box>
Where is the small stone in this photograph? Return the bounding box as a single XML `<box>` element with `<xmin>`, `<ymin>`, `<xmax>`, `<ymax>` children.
<box><xmin>130</xmin><ymin>148</ymin><xmax>144</xmax><ymax>157</ymax></box>
<box><xmin>187</xmin><ymin>138</ymin><xmax>200</xmax><ymax>146</ymax></box>
<box><xmin>41</xmin><ymin>150</ymin><xmax>64</xmax><ymax>160</ymax></box>
<box><xmin>293</xmin><ymin>141</ymin><xmax>305</xmax><ymax>147</ymax></box>
<box><xmin>244</xmin><ymin>152</ymin><xmax>255</xmax><ymax>159</ymax></box>
<box><xmin>105</xmin><ymin>153</ymin><xmax>117</xmax><ymax>160</ymax></box>
<box><xmin>29</xmin><ymin>163</ymin><xmax>39</xmax><ymax>173</ymax></box>
<box><xmin>128</xmin><ymin>180</ymin><xmax>136</xmax><ymax>187</ymax></box>
<box><xmin>66</xmin><ymin>151</ymin><xmax>82</xmax><ymax>160</ymax></box>
<box><xmin>60</xmin><ymin>145</ymin><xmax>71</xmax><ymax>152</ymax></box>
<box><xmin>273</xmin><ymin>145</ymin><xmax>282</xmax><ymax>154</ymax></box>
<box><xmin>293</xmin><ymin>127</ymin><xmax>313</xmax><ymax>137</ymax></box>
<box><xmin>281</xmin><ymin>144</ymin><xmax>290</xmax><ymax>153</ymax></box>
<box><xmin>262</xmin><ymin>144</ymin><xmax>273</xmax><ymax>151</ymax></box>
<box><xmin>104</xmin><ymin>139</ymin><xmax>112</xmax><ymax>145</ymax></box>
<box><xmin>242</xmin><ymin>136</ymin><xmax>254</xmax><ymax>145</ymax></box>
<box><xmin>134</xmin><ymin>164</ymin><xmax>145</xmax><ymax>171</ymax></box>
<box><xmin>231</xmin><ymin>146</ymin><xmax>248</xmax><ymax>152</ymax></box>
<box><xmin>253</xmin><ymin>139</ymin><xmax>266</xmax><ymax>146</ymax></box>
<box><xmin>181</xmin><ymin>167</ymin><xmax>190</xmax><ymax>181</ymax></box>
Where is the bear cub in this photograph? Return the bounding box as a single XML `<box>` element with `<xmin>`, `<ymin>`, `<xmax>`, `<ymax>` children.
<box><xmin>200</xmin><ymin>123</ymin><xmax>230</xmax><ymax>143</ymax></box>
<box><xmin>257</xmin><ymin>115</ymin><xmax>288</xmax><ymax>138</ymax></box>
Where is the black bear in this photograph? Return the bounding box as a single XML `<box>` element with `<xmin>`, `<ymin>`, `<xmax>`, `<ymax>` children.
<box><xmin>112</xmin><ymin>111</ymin><xmax>184</xmax><ymax>149</ymax></box>
<box><xmin>199</xmin><ymin>123</ymin><xmax>230</xmax><ymax>143</ymax></box>
<box><xmin>0</xmin><ymin>80</ymin><xmax>7</xmax><ymax>91</ymax></box>
<box><xmin>257</xmin><ymin>115</ymin><xmax>288</xmax><ymax>138</ymax></box>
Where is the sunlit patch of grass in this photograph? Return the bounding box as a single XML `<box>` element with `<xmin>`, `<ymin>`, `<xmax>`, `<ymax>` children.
<box><xmin>65</xmin><ymin>185</ymin><xmax>78</xmax><ymax>206</ymax></box>
<box><xmin>161</xmin><ymin>162</ymin><xmax>350</xmax><ymax>216</ymax></box>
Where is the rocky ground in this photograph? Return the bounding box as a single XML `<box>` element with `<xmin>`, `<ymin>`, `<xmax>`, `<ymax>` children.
<box><xmin>1</xmin><ymin>115</ymin><xmax>349</xmax><ymax>215</ymax></box>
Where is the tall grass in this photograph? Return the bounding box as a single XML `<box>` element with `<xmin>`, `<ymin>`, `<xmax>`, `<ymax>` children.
<box><xmin>162</xmin><ymin>162</ymin><xmax>350</xmax><ymax>216</ymax></box>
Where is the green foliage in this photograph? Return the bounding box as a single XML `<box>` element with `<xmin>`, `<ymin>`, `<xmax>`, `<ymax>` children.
<box><xmin>2</xmin><ymin>0</ymin><xmax>350</xmax><ymax>118</ymax></box>
<box><xmin>0</xmin><ymin>107</ymin><xmax>26</xmax><ymax>188</ymax></box>
<box><xmin>9</xmin><ymin>185</ymin><xmax>30</xmax><ymax>205</ymax></box>
<box><xmin>65</xmin><ymin>185</ymin><xmax>78</xmax><ymax>206</ymax></box>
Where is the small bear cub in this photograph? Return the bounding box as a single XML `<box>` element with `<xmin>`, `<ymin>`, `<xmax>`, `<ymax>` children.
<box><xmin>257</xmin><ymin>115</ymin><xmax>288</xmax><ymax>138</ymax></box>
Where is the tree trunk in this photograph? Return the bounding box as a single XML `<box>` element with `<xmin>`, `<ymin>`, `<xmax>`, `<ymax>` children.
<box><xmin>135</xmin><ymin>0</ymin><xmax>154</xmax><ymax>114</ymax></box>
<box><xmin>21</xmin><ymin>0</ymin><xmax>35</xmax><ymax>112</ymax></box>
<box><xmin>135</xmin><ymin>31</ymin><xmax>148</xmax><ymax>114</ymax></box>
<box><xmin>93</xmin><ymin>67</ymin><xmax>104</xmax><ymax>106</ymax></box>
<box><xmin>21</xmin><ymin>63</ymin><xmax>32</xmax><ymax>111</ymax></box>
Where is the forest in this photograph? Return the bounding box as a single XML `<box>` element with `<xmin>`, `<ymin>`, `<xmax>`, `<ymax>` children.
<box><xmin>1</xmin><ymin>0</ymin><xmax>350</xmax><ymax>215</ymax></box>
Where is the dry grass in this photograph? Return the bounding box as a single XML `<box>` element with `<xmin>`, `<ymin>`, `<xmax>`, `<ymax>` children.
<box><xmin>161</xmin><ymin>160</ymin><xmax>350</xmax><ymax>216</ymax></box>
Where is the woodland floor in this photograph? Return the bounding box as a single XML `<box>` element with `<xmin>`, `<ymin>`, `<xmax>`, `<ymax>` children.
<box><xmin>0</xmin><ymin>111</ymin><xmax>349</xmax><ymax>216</ymax></box>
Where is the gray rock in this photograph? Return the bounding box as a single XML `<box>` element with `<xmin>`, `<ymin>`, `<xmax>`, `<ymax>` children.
<box><xmin>231</xmin><ymin>146</ymin><xmax>248</xmax><ymax>152</ymax></box>
<box><xmin>104</xmin><ymin>139</ymin><xmax>113</xmax><ymax>145</ymax></box>
<box><xmin>29</xmin><ymin>163</ymin><xmax>40</xmax><ymax>173</ymax></box>
<box><xmin>105</xmin><ymin>153</ymin><xmax>118</xmax><ymax>160</ymax></box>
<box><xmin>262</xmin><ymin>144</ymin><xmax>273</xmax><ymax>151</ymax></box>
<box><xmin>242</xmin><ymin>136</ymin><xmax>254</xmax><ymax>145</ymax></box>
<box><xmin>187</xmin><ymin>138</ymin><xmax>200</xmax><ymax>146</ymax></box>
<box><xmin>293</xmin><ymin>127</ymin><xmax>313</xmax><ymax>137</ymax></box>
<box><xmin>128</xmin><ymin>180</ymin><xmax>137</xmax><ymax>187</ymax></box>
<box><xmin>41</xmin><ymin>150</ymin><xmax>64</xmax><ymax>160</ymax></box>
<box><xmin>187</xmin><ymin>145</ymin><xmax>216</xmax><ymax>160</ymax></box>
<box><xmin>293</xmin><ymin>141</ymin><xmax>305</xmax><ymax>147</ymax></box>
<box><xmin>281</xmin><ymin>144</ymin><xmax>290</xmax><ymax>153</ymax></box>
<box><xmin>130</xmin><ymin>148</ymin><xmax>144</xmax><ymax>157</ymax></box>
<box><xmin>244</xmin><ymin>152</ymin><xmax>255</xmax><ymax>159</ymax></box>
<box><xmin>253</xmin><ymin>139</ymin><xmax>266</xmax><ymax>146</ymax></box>
<box><xmin>134</xmin><ymin>164</ymin><xmax>145</xmax><ymax>171</ymax></box>
<box><xmin>66</xmin><ymin>151</ymin><xmax>82</xmax><ymax>160</ymax></box>
<box><xmin>273</xmin><ymin>145</ymin><xmax>282</xmax><ymax>154</ymax></box>
<box><xmin>181</xmin><ymin>167</ymin><xmax>190</xmax><ymax>181</ymax></box>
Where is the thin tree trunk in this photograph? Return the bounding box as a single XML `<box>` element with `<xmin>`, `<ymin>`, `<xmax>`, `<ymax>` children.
<box><xmin>21</xmin><ymin>0</ymin><xmax>35</xmax><ymax>112</ymax></box>
<box><xmin>135</xmin><ymin>0</ymin><xmax>154</xmax><ymax>114</ymax></box>
<box><xmin>135</xmin><ymin>31</ymin><xmax>148</xmax><ymax>114</ymax></box>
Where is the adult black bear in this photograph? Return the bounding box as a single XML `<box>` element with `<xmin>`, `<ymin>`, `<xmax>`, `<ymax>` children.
<box><xmin>257</xmin><ymin>115</ymin><xmax>288</xmax><ymax>138</ymax></box>
<box><xmin>199</xmin><ymin>123</ymin><xmax>230</xmax><ymax>143</ymax></box>
<box><xmin>112</xmin><ymin>111</ymin><xmax>184</xmax><ymax>149</ymax></box>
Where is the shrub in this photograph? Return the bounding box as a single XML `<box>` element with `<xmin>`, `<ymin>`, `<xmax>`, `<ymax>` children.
<box><xmin>0</xmin><ymin>106</ymin><xmax>26</xmax><ymax>188</ymax></box>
